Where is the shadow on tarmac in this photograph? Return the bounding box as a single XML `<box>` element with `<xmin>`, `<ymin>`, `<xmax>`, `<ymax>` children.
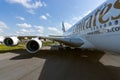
<box><xmin>9</xmin><ymin>49</ymin><xmax>120</xmax><ymax>80</ymax></box>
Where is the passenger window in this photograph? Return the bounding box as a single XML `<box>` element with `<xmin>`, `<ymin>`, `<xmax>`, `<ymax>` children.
<box><xmin>104</xmin><ymin>24</ymin><xmax>106</xmax><ymax>27</ymax></box>
<box><xmin>109</xmin><ymin>22</ymin><xmax>112</xmax><ymax>26</ymax></box>
<box><xmin>115</xmin><ymin>20</ymin><xmax>118</xmax><ymax>25</ymax></box>
<box><xmin>96</xmin><ymin>26</ymin><xmax>99</xmax><ymax>29</ymax></box>
<box><xmin>100</xmin><ymin>25</ymin><xmax>102</xmax><ymax>28</ymax></box>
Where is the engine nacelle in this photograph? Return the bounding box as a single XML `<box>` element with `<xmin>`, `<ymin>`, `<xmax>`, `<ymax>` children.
<box><xmin>3</xmin><ymin>37</ymin><xmax>20</xmax><ymax>46</ymax></box>
<box><xmin>26</xmin><ymin>38</ymin><xmax>42</xmax><ymax>53</ymax></box>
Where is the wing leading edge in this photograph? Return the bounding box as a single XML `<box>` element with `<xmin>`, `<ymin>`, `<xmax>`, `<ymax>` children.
<box><xmin>39</xmin><ymin>36</ymin><xmax>84</xmax><ymax>47</ymax></box>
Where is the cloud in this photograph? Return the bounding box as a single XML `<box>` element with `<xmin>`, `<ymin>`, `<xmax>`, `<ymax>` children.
<box><xmin>48</xmin><ymin>27</ymin><xmax>62</xmax><ymax>34</ymax></box>
<box><xmin>0</xmin><ymin>21</ymin><xmax>8</xmax><ymax>29</ymax></box>
<box><xmin>27</xmin><ymin>9</ymin><xmax>35</xmax><ymax>14</ymax></box>
<box><xmin>16</xmin><ymin>16</ymin><xmax>25</xmax><ymax>21</ymax></box>
<box><xmin>42</xmin><ymin>2</ymin><xmax>47</xmax><ymax>7</ymax></box>
<box><xmin>72</xmin><ymin>10</ymin><xmax>92</xmax><ymax>22</ymax></box>
<box><xmin>20</xmin><ymin>29</ymin><xmax>28</xmax><ymax>33</ymax></box>
<box><xmin>46</xmin><ymin>13</ymin><xmax>51</xmax><ymax>17</ymax></box>
<box><xmin>15</xmin><ymin>25</ymin><xmax>44</xmax><ymax>36</ymax></box>
<box><xmin>0</xmin><ymin>36</ymin><xmax>5</xmax><ymax>42</ymax></box>
<box><xmin>40</xmin><ymin>15</ymin><xmax>47</xmax><ymax>20</ymax></box>
<box><xmin>83</xmin><ymin>10</ymin><xmax>91</xmax><ymax>16</ymax></box>
<box><xmin>64</xmin><ymin>22</ymin><xmax>72</xmax><ymax>30</ymax></box>
<box><xmin>0</xmin><ymin>21</ymin><xmax>9</xmax><ymax>36</ymax></box>
<box><xmin>16</xmin><ymin>28</ymin><xmax>35</xmax><ymax>36</ymax></box>
<box><xmin>40</xmin><ymin>13</ymin><xmax>51</xmax><ymax>20</ymax></box>
<box><xmin>72</xmin><ymin>16</ymin><xmax>82</xmax><ymax>22</ymax></box>
<box><xmin>0</xmin><ymin>29</ymin><xmax>4</xmax><ymax>33</ymax></box>
<box><xmin>16</xmin><ymin>23</ymin><xmax>32</xmax><ymax>28</ymax></box>
<box><xmin>7</xmin><ymin>0</ymin><xmax>47</xmax><ymax>9</ymax></box>
<box><xmin>34</xmin><ymin>25</ymin><xmax>44</xmax><ymax>34</ymax></box>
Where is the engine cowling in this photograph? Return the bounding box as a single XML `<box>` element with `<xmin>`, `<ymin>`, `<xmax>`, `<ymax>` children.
<box><xmin>3</xmin><ymin>37</ymin><xmax>20</xmax><ymax>46</ymax></box>
<box><xmin>26</xmin><ymin>38</ymin><xmax>42</xmax><ymax>53</ymax></box>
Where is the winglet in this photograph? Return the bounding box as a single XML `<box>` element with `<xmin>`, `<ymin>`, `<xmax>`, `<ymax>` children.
<box><xmin>62</xmin><ymin>22</ymin><xmax>66</xmax><ymax>32</ymax></box>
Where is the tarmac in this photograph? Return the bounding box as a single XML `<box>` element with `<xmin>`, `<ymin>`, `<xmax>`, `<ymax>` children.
<box><xmin>0</xmin><ymin>47</ymin><xmax>120</xmax><ymax>80</ymax></box>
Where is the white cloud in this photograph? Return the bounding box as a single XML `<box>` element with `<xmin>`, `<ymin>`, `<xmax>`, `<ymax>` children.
<box><xmin>17</xmin><ymin>23</ymin><xmax>32</xmax><ymax>28</ymax></box>
<box><xmin>0</xmin><ymin>29</ymin><xmax>3</xmax><ymax>33</ymax></box>
<box><xmin>16</xmin><ymin>16</ymin><xmax>25</xmax><ymax>21</ymax></box>
<box><xmin>48</xmin><ymin>27</ymin><xmax>62</xmax><ymax>34</ymax></box>
<box><xmin>27</xmin><ymin>9</ymin><xmax>35</xmax><ymax>14</ymax></box>
<box><xmin>64</xmin><ymin>22</ymin><xmax>72</xmax><ymax>30</ymax></box>
<box><xmin>0</xmin><ymin>36</ymin><xmax>5</xmax><ymax>42</ymax></box>
<box><xmin>20</xmin><ymin>29</ymin><xmax>28</xmax><ymax>33</ymax></box>
<box><xmin>15</xmin><ymin>25</ymin><xmax>44</xmax><ymax>36</ymax></box>
<box><xmin>72</xmin><ymin>16</ymin><xmax>82</xmax><ymax>22</ymax></box>
<box><xmin>0</xmin><ymin>21</ymin><xmax>9</xmax><ymax>36</ymax></box>
<box><xmin>40</xmin><ymin>13</ymin><xmax>51</xmax><ymax>20</ymax></box>
<box><xmin>42</xmin><ymin>2</ymin><xmax>47</xmax><ymax>7</ymax></box>
<box><xmin>7</xmin><ymin>0</ymin><xmax>46</xmax><ymax>9</ymax></box>
<box><xmin>40</xmin><ymin>15</ymin><xmax>47</xmax><ymax>20</ymax></box>
<box><xmin>46</xmin><ymin>13</ymin><xmax>51</xmax><ymax>17</ymax></box>
<box><xmin>83</xmin><ymin>10</ymin><xmax>91</xmax><ymax>17</ymax></box>
<box><xmin>16</xmin><ymin>28</ymin><xmax>35</xmax><ymax>36</ymax></box>
<box><xmin>72</xmin><ymin>10</ymin><xmax>92</xmax><ymax>22</ymax></box>
<box><xmin>0</xmin><ymin>21</ymin><xmax>8</xmax><ymax>29</ymax></box>
<box><xmin>34</xmin><ymin>25</ymin><xmax>44</xmax><ymax>34</ymax></box>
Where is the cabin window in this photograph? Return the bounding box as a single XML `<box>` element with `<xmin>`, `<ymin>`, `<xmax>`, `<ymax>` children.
<box><xmin>115</xmin><ymin>20</ymin><xmax>118</xmax><ymax>25</ymax></box>
<box><xmin>96</xmin><ymin>26</ymin><xmax>99</xmax><ymax>30</ymax></box>
<box><xmin>93</xmin><ymin>27</ymin><xmax>95</xmax><ymax>30</ymax></box>
<box><xmin>109</xmin><ymin>22</ymin><xmax>112</xmax><ymax>26</ymax></box>
<box><xmin>100</xmin><ymin>25</ymin><xmax>102</xmax><ymax>29</ymax></box>
<box><xmin>104</xmin><ymin>24</ymin><xmax>106</xmax><ymax>27</ymax></box>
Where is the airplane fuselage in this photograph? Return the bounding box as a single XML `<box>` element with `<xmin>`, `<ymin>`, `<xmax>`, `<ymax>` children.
<box><xmin>64</xmin><ymin>0</ymin><xmax>120</xmax><ymax>53</ymax></box>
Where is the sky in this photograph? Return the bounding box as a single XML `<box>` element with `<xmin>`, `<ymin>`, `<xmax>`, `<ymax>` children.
<box><xmin>0</xmin><ymin>0</ymin><xmax>106</xmax><ymax>36</ymax></box>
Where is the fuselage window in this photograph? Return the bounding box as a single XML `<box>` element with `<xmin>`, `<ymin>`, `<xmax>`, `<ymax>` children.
<box><xmin>109</xmin><ymin>22</ymin><xmax>112</xmax><ymax>26</ymax></box>
<box><xmin>100</xmin><ymin>25</ymin><xmax>102</xmax><ymax>29</ymax></box>
<box><xmin>115</xmin><ymin>20</ymin><xmax>118</xmax><ymax>25</ymax></box>
<box><xmin>96</xmin><ymin>26</ymin><xmax>99</xmax><ymax>30</ymax></box>
<box><xmin>104</xmin><ymin>24</ymin><xmax>106</xmax><ymax>27</ymax></box>
<box><xmin>93</xmin><ymin>27</ymin><xmax>96</xmax><ymax>30</ymax></box>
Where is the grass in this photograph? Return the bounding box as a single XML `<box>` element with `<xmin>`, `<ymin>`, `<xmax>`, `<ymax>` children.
<box><xmin>0</xmin><ymin>41</ymin><xmax>55</xmax><ymax>53</ymax></box>
<box><xmin>43</xmin><ymin>41</ymin><xmax>55</xmax><ymax>46</ymax></box>
<box><xmin>0</xmin><ymin>44</ymin><xmax>25</xmax><ymax>53</ymax></box>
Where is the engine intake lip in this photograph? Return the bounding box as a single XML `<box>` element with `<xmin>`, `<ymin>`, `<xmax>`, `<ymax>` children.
<box><xmin>4</xmin><ymin>38</ymin><xmax>13</xmax><ymax>46</ymax></box>
<box><xmin>26</xmin><ymin>40</ymin><xmax>39</xmax><ymax>53</ymax></box>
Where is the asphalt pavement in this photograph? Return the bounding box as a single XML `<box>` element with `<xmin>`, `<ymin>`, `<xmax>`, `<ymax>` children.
<box><xmin>0</xmin><ymin>47</ymin><xmax>120</xmax><ymax>80</ymax></box>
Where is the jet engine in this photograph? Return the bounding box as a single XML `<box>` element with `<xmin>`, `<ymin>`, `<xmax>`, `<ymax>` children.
<box><xmin>3</xmin><ymin>37</ymin><xmax>20</xmax><ymax>46</ymax></box>
<box><xmin>26</xmin><ymin>38</ymin><xmax>42</xmax><ymax>53</ymax></box>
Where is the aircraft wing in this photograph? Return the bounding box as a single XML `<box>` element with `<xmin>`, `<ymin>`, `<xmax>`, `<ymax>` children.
<box><xmin>3</xmin><ymin>35</ymin><xmax>84</xmax><ymax>53</ymax></box>
<box><xmin>39</xmin><ymin>36</ymin><xmax>84</xmax><ymax>47</ymax></box>
<box><xmin>25</xmin><ymin>36</ymin><xmax>84</xmax><ymax>53</ymax></box>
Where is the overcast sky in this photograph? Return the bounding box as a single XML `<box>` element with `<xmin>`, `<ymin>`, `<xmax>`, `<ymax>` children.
<box><xmin>0</xmin><ymin>0</ymin><xmax>106</xmax><ymax>36</ymax></box>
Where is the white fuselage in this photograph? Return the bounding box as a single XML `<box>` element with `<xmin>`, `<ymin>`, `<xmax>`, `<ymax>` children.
<box><xmin>64</xmin><ymin>0</ymin><xmax>120</xmax><ymax>53</ymax></box>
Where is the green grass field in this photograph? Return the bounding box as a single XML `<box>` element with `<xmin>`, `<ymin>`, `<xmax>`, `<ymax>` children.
<box><xmin>0</xmin><ymin>41</ymin><xmax>55</xmax><ymax>53</ymax></box>
<box><xmin>0</xmin><ymin>44</ymin><xmax>25</xmax><ymax>53</ymax></box>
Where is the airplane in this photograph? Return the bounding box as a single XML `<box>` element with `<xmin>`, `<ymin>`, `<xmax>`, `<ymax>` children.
<box><xmin>2</xmin><ymin>0</ymin><xmax>120</xmax><ymax>53</ymax></box>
